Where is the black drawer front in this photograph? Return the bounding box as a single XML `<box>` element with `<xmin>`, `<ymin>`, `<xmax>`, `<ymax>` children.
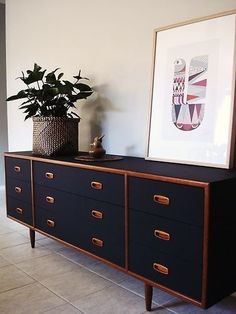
<box><xmin>85</xmin><ymin>198</ymin><xmax>124</xmax><ymax>234</ymax></box>
<box><xmin>6</xmin><ymin>178</ymin><xmax>32</xmax><ymax>203</ymax></box>
<box><xmin>35</xmin><ymin>207</ymin><xmax>85</xmax><ymax>245</ymax></box>
<box><xmin>5</xmin><ymin>157</ymin><xmax>31</xmax><ymax>181</ymax></box>
<box><xmin>129</xmin><ymin>177</ymin><xmax>204</xmax><ymax>226</ymax></box>
<box><xmin>33</xmin><ymin>161</ymin><xmax>124</xmax><ymax>205</ymax></box>
<box><xmin>81</xmin><ymin>231</ymin><xmax>125</xmax><ymax>267</ymax></box>
<box><xmin>7</xmin><ymin>197</ymin><xmax>33</xmax><ymax>226</ymax></box>
<box><xmin>34</xmin><ymin>185</ymin><xmax>85</xmax><ymax>214</ymax></box>
<box><xmin>129</xmin><ymin>210</ymin><xmax>203</xmax><ymax>263</ymax></box>
<box><xmin>129</xmin><ymin>243</ymin><xmax>202</xmax><ymax>301</ymax></box>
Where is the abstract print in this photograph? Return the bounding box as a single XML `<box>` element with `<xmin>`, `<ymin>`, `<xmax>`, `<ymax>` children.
<box><xmin>172</xmin><ymin>55</ymin><xmax>208</xmax><ymax>131</ymax></box>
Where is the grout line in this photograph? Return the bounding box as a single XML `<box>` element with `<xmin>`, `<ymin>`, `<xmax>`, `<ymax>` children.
<box><xmin>39</xmin><ymin>302</ymin><xmax>86</xmax><ymax>314</ymax></box>
<box><xmin>0</xmin><ymin>281</ymin><xmax>36</xmax><ymax>296</ymax></box>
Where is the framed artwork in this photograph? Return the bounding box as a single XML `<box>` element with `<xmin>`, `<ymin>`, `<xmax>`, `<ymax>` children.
<box><xmin>146</xmin><ymin>10</ymin><xmax>236</xmax><ymax>168</ymax></box>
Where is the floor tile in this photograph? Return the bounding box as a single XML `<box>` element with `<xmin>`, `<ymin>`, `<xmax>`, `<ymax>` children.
<box><xmin>0</xmin><ymin>242</ymin><xmax>52</xmax><ymax>264</ymax></box>
<box><xmin>143</xmin><ymin>308</ymin><xmax>174</xmax><ymax>314</ymax></box>
<box><xmin>58</xmin><ymin>247</ymin><xmax>128</xmax><ymax>283</ymax></box>
<box><xmin>57</xmin><ymin>246</ymin><xmax>99</xmax><ymax>267</ymax></box>
<box><xmin>0</xmin><ymin>231</ymin><xmax>29</xmax><ymax>249</ymax></box>
<box><xmin>0</xmin><ymin>264</ymin><xmax>35</xmax><ymax>293</ymax></box>
<box><xmin>0</xmin><ymin>282</ymin><xmax>66</xmax><ymax>314</ymax></box>
<box><xmin>0</xmin><ymin>224</ymin><xmax>15</xmax><ymax>235</ymax></box>
<box><xmin>72</xmin><ymin>283</ymin><xmax>149</xmax><ymax>314</ymax></box>
<box><xmin>0</xmin><ymin>255</ymin><xmax>11</xmax><ymax>268</ymax></box>
<box><xmin>15</xmin><ymin>252</ymin><xmax>79</xmax><ymax>281</ymax></box>
<box><xmin>89</xmin><ymin>261</ymin><xmax>129</xmax><ymax>283</ymax></box>
<box><xmin>37</xmin><ymin>237</ymin><xmax>66</xmax><ymax>251</ymax></box>
<box><xmin>40</xmin><ymin>266</ymin><xmax>113</xmax><ymax>302</ymax></box>
<box><xmin>42</xmin><ymin>303</ymin><xmax>83</xmax><ymax>314</ymax></box>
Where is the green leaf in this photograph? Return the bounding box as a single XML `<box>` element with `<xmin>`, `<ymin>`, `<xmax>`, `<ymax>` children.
<box><xmin>6</xmin><ymin>90</ymin><xmax>28</xmax><ymax>101</ymax></box>
<box><xmin>33</xmin><ymin>63</ymin><xmax>42</xmax><ymax>72</ymax></box>
<box><xmin>73</xmin><ymin>70</ymin><xmax>89</xmax><ymax>81</ymax></box>
<box><xmin>46</xmin><ymin>68</ymin><xmax>60</xmax><ymax>84</ymax></box>
<box><xmin>71</xmin><ymin>90</ymin><xmax>93</xmax><ymax>101</ymax></box>
<box><xmin>74</xmin><ymin>83</ymin><xmax>93</xmax><ymax>92</ymax></box>
<box><xmin>21</xmin><ymin>69</ymin><xmax>46</xmax><ymax>85</ymax></box>
<box><xmin>58</xmin><ymin>72</ymin><xmax>64</xmax><ymax>80</ymax></box>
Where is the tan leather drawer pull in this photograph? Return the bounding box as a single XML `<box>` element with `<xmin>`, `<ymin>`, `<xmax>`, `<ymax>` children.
<box><xmin>47</xmin><ymin>219</ymin><xmax>55</xmax><ymax>228</ymax></box>
<box><xmin>91</xmin><ymin>181</ymin><xmax>103</xmax><ymax>190</ymax></box>
<box><xmin>16</xmin><ymin>207</ymin><xmax>23</xmax><ymax>214</ymax></box>
<box><xmin>153</xmin><ymin>263</ymin><xmax>169</xmax><ymax>275</ymax></box>
<box><xmin>153</xmin><ymin>195</ymin><xmax>170</xmax><ymax>206</ymax></box>
<box><xmin>45</xmin><ymin>172</ymin><xmax>54</xmax><ymax>179</ymax></box>
<box><xmin>92</xmin><ymin>237</ymin><xmax>104</xmax><ymax>247</ymax></box>
<box><xmin>46</xmin><ymin>196</ymin><xmax>55</xmax><ymax>204</ymax></box>
<box><xmin>154</xmin><ymin>229</ymin><xmax>170</xmax><ymax>241</ymax></box>
<box><xmin>91</xmin><ymin>210</ymin><xmax>103</xmax><ymax>219</ymax></box>
<box><xmin>15</xmin><ymin>186</ymin><xmax>22</xmax><ymax>193</ymax></box>
<box><xmin>14</xmin><ymin>166</ymin><xmax>21</xmax><ymax>173</ymax></box>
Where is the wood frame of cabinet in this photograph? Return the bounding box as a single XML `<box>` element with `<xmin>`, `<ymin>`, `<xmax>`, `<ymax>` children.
<box><xmin>4</xmin><ymin>152</ymin><xmax>236</xmax><ymax>311</ymax></box>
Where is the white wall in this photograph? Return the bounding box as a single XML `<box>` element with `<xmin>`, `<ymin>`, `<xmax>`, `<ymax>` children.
<box><xmin>0</xmin><ymin>3</ymin><xmax>8</xmax><ymax>186</ymax></box>
<box><xmin>5</xmin><ymin>0</ymin><xmax>236</xmax><ymax>157</ymax></box>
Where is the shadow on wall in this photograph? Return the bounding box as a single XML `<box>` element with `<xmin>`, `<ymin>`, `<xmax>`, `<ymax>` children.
<box><xmin>79</xmin><ymin>85</ymin><xmax>121</xmax><ymax>152</ymax></box>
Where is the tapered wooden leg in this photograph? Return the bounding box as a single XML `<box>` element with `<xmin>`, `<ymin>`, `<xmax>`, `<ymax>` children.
<box><xmin>145</xmin><ymin>283</ymin><xmax>153</xmax><ymax>311</ymax></box>
<box><xmin>29</xmin><ymin>229</ymin><xmax>35</xmax><ymax>248</ymax></box>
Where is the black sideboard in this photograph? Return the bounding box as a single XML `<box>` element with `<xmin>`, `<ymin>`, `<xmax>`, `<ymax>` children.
<box><xmin>4</xmin><ymin>151</ymin><xmax>236</xmax><ymax>310</ymax></box>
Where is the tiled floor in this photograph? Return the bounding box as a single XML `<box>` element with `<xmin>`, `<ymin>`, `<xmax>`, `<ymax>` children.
<box><xmin>1</xmin><ymin>187</ymin><xmax>236</xmax><ymax>314</ymax></box>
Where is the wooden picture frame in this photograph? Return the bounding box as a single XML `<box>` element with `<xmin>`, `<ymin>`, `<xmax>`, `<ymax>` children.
<box><xmin>146</xmin><ymin>10</ymin><xmax>236</xmax><ymax>168</ymax></box>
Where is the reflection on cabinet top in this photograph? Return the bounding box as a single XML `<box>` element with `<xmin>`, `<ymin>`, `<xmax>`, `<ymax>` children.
<box><xmin>4</xmin><ymin>151</ymin><xmax>236</xmax><ymax>185</ymax></box>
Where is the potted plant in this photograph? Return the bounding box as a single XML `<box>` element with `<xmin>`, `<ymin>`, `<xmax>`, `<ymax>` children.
<box><xmin>6</xmin><ymin>63</ymin><xmax>93</xmax><ymax>156</ymax></box>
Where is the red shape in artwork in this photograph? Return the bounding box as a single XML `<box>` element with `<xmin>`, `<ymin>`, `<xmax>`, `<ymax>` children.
<box><xmin>192</xmin><ymin>79</ymin><xmax>207</xmax><ymax>87</ymax></box>
<box><xmin>187</xmin><ymin>94</ymin><xmax>198</xmax><ymax>101</ymax></box>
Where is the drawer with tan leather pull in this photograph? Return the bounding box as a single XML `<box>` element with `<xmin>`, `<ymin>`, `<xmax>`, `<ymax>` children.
<box><xmin>129</xmin><ymin>242</ymin><xmax>202</xmax><ymax>301</ymax></box>
<box><xmin>34</xmin><ymin>184</ymin><xmax>85</xmax><ymax>214</ymax></box>
<box><xmin>82</xmin><ymin>229</ymin><xmax>125</xmax><ymax>267</ymax></box>
<box><xmin>6</xmin><ymin>197</ymin><xmax>33</xmax><ymax>226</ymax></box>
<box><xmin>128</xmin><ymin>177</ymin><xmax>204</xmax><ymax>226</ymax></box>
<box><xmin>6</xmin><ymin>177</ymin><xmax>32</xmax><ymax>203</ymax></box>
<box><xmin>33</xmin><ymin>161</ymin><xmax>124</xmax><ymax>205</ymax></box>
<box><xmin>85</xmin><ymin>198</ymin><xmax>124</xmax><ymax>233</ymax></box>
<box><xmin>35</xmin><ymin>206</ymin><xmax>85</xmax><ymax>245</ymax></box>
<box><xmin>129</xmin><ymin>209</ymin><xmax>202</xmax><ymax>263</ymax></box>
<box><xmin>5</xmin><ymin>157</ymin><xmax>31</xmax><ymax>181</ymax></box>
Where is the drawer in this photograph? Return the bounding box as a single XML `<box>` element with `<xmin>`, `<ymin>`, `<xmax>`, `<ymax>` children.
<box><xmin>34</xmin><ymin>184</ymin><xmax>85</xmax><ymax>215</ymax></box>
<box><xmin>7</xmin><ymin>197</ymin><xmax>33</xmax><ymax>226</ymax></box>
<box><xmin>81</xmin><ymin>230</ymin><xmax>125</xmax><ymax>267</ymax></box>
<box><xmin>33</xmin><ymin>161</ymin><xmax>124</xmax><ymax>205</ymax></box>
<box><xmin>34</xmin><ymin>186</ymin><xmax>86</xmax><ymax>245</ymax></box>
<box><xmin>5</xmin><ymin>157</ymin><xmax>31</xmax><ymax>181</ymax></box>
<box><xmin>129</xmin><ymin>210</ymin><xmax>203</xmax><ymax>263</ymax></box>
<box><xmin>129</xmin><ymin>177</ymin><xmax>204</xmax><ymax>226</ymax></box>
<box><xmin>129</xmin><ymin>243</ymin><xmax>202</xmax><ymax>301</ymax></box>
<box><xmin>35</xmin><ymin>207</ymin><xmax>85</xmax><ymax>246</ymax></box>
<box><xmin>85</xmin><ymin>198</ymin><xmax>124</xmax><ymax>234</ymax></box>
<box><xmin>6</xmin><ymin>178</ymin><xmax>32</xmax><ymax>203</ymax></box>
